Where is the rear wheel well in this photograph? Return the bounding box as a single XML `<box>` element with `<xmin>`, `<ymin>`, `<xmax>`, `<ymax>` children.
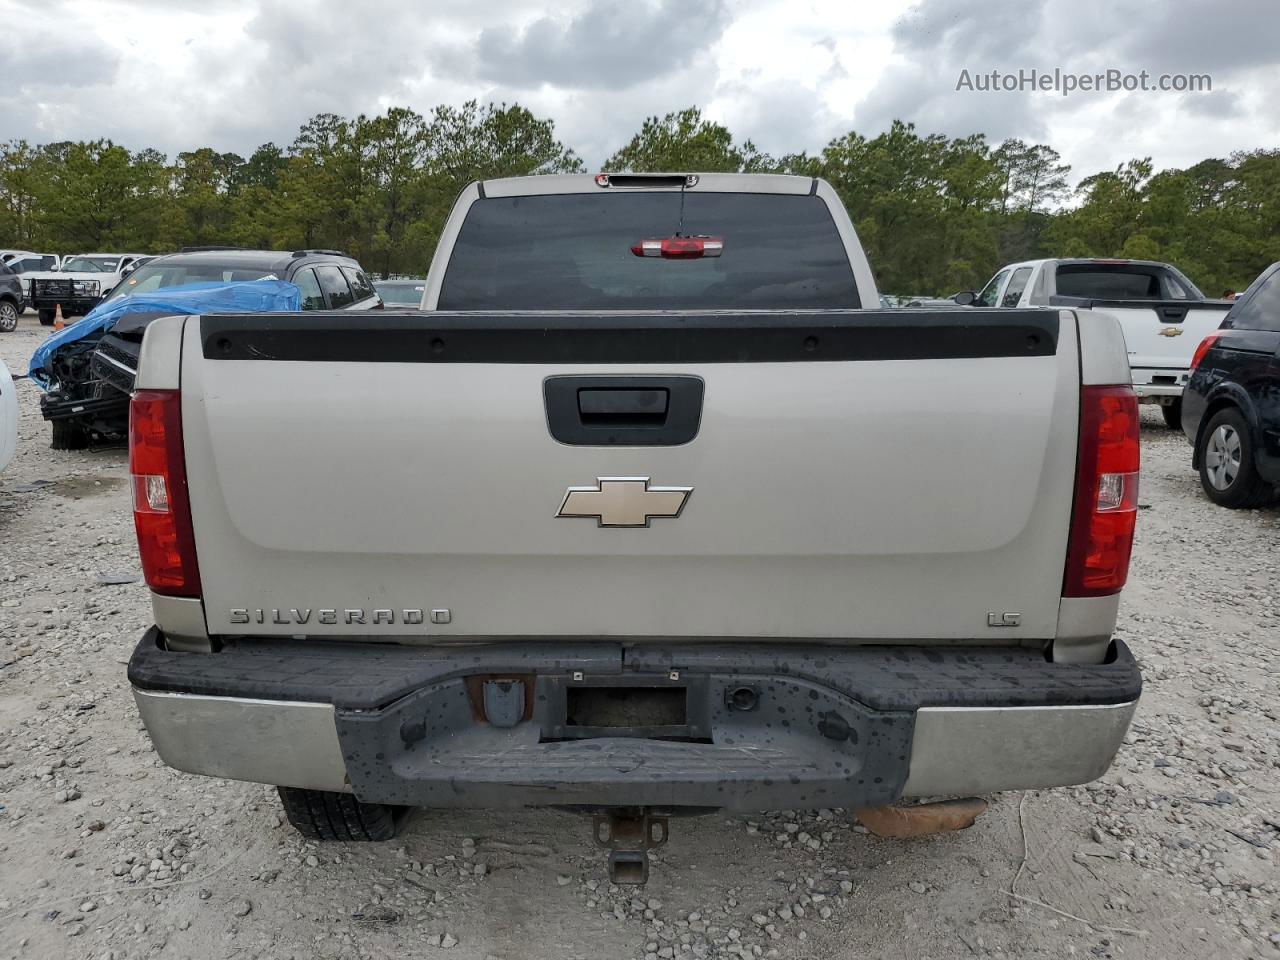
<box><xmin>1192</xmin><ymin>398</ymin><xmax>1245</xmax><ymax>468</ymax></box>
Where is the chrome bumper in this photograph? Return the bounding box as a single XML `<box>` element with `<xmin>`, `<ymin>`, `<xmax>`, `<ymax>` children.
<box><xmin>1131</xmin><ymin>368</ymin><xmax>1188</xmax><ymax>399</ymax></box>
<box><xmin>133</xmin><ymin>688</ymin><xmax>1137</xmax><ymax>801</ymax></box>
<box><xmin>132</xmin><ymin>689</ymin><xmax>349</xmax><ymax>792</ymax></box>
<box><xmin>900</xmin><ymin>701</ymin><xmax>1136</xmax><ymax>796</ymax></box>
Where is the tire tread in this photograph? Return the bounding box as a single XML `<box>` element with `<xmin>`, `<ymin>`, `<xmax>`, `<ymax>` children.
<box><xmin>277</xmin><ymin>787</ymin><xmax>397</xmax><ymax>842</ymax></box>
<box><xmin>50</xmin><ymin>419</ymin><xmax>90</xmax><ymax>450</ymax></box>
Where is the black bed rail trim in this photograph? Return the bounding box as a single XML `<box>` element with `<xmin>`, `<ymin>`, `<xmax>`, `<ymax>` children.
<box><xmin>200</xmin><ymin>309</ymin><xmax>1060</xmax><ymax>364</ymax></box>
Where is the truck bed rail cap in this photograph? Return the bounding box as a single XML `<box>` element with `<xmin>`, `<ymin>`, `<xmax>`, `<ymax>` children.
<box><xmin>480</xmin><ymin>172</ymin><xmax>815</xmax><ymax>198</ymax></box>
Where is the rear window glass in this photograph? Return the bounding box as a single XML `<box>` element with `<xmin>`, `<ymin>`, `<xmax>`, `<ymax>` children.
<box><xmin>438</xmin><ymin>192</ymin><xmax>859</xmax><ymax>310</ymax></box>
<box><xmin>376</xmin><ymin>281</ymin><xmax>425</xmax><ymax>305</ymax></box>
<box><xmin>108</xmin><ymin>264</ymin><xmax>276</xmax><ymax>300</ymax></box>
<box><xmin>1055</xmin><ymin>264</ymin><xmax>1192</xmax><ymax>300</ymax></box>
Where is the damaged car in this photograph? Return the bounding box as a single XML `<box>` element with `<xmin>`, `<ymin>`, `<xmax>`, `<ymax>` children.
<box><xmin>28</xmin><ymin>248</ymin><xmax>381</xmax><ymax>449</ymax></box>
<box><xmin>30</xmin><ymin>278</ymin><xmax>301</xmax><ymax>449</ymax></box>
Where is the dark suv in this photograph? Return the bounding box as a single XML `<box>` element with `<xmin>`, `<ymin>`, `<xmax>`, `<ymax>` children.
<box><xmin>41</xmin><ymin>248</ymin><xmax>380</xmax><ymax>448</ymax></box>
<box><xmin>1181</xmin><ymin>262</ymin><xmax>1280</xmax><ymax>508</ymax></box>
<box><xmin>89</xmin><ymin>249</ymin><xmax>380</xmax><ymax>400</ymax></box>
<box><xmin>0</xmin><ymin>263</ymin><xmax>24</xmax><ymax>333</ymax></box>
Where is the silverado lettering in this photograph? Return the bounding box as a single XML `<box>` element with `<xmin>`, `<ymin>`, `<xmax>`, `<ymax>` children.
<box><xmin>228</xmin><ymin>608</ymin><xmax>428</xmax><ymax>625</ymax></box>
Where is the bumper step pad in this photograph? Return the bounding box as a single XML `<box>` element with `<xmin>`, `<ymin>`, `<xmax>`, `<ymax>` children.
<box><xmin>335</xmin><ymin>671</ymin><xmax>914</xmax><ymax>811</ymax></box>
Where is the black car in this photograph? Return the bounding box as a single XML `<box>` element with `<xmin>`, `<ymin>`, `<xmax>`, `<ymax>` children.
<box><xmin>1181</xmin><ymin>262</ymin><xmax>1280</xmax><ymax>508</ymax></box>
<box><xmin>0</xmin><ymin>264</ymin><xmax>23</xmax><ymax>333</ymax></box>
<box><xmin>40</xmin><ymin>248</ymin><xmax>381</xmax><ymax>448</ymax></box>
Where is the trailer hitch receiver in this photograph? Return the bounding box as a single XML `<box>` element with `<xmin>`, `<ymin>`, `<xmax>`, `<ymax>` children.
<box><xmin>593</xmin><ymin>808</ymin><xmax>669</xmax><ymax>884</ymax></box>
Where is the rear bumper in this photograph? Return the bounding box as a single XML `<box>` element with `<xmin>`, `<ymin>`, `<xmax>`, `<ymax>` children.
<box><xmin>129</xmin><ymin>631</ymin><xmax>1141</xmax><ymax>809</ymax></box>
<box><xmin>1130</xmin><ymin>367</ymin><xmax>1189</xmax><ymax>399</ymax></box>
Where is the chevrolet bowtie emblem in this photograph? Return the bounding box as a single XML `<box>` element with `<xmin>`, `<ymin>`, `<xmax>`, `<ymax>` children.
<box><xmin>557</xmin><ymin>477</ymin><xmax>692</xmax><ymax>527</ymax></box>
<box><xmin>1158</xmin><ymin>326</ymin><xmax>1183</xmax><ymax>337</ymax></box>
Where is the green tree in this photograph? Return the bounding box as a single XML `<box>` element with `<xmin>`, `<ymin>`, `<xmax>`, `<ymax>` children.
<box><xmin>38</xmin><ymin>140</ymin><xmax>169</xmax><ymax>250</ymax></box>
<box><xmin>605</xmin><ymin>108</ymin><xmax>777</xmax><ymax>173</ymax></box>
<box><xmin>816</xmin><ymin>121</ymin><xmax>1006</xmax><ymax>294</ymax></box>
<box><xmin>426</xmin><ymin>101</ymin><xmax>583</xmax><ymax>183</ymax></box>
<box><xmin>0</xmin><ymin>140</ymin><xmax>50</xmax><ymax>249</ymax></box>
<box><xmin>991</xmin><ymin>139</ymin><xmax>1071</xmax><ymax>262</ymax></box>
<box><xmin>162</xmin><ymin>148</ymin><xmax>244</xmax><ymax>248</ymax></box>
<box><xmin>2</xmin><ymin>108</ymin><xmax>1277</xmax><ymax>299</ymax></box>
<box><xmin>1043</xmin><ymin>159</ymin><xmax>1153</xmax><ymax>257</ymax></box>
<box><xmin>230</xmin><ymin>144</ymin><xmax>289</xmax><ymax>248</ymax></box>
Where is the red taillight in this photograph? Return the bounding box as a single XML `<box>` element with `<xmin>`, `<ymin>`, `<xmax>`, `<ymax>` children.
<box><xmin>129</xmin><ymin>389</ymin><xmax>201</xmax><ymax>597</ymax></box>
<box><xmin>1063</xmin><ymin>385</ymin><xmax>1140</xmax><ymax>597</ymax></box>
<box><xmin>1189</xmin><ymin>331</ymin><xmax>1222</xmax><ymax>373</ymax></box>
<box><xmin>631</xmin><ymin>236</ymin><xmax>724</xmax><ymax>259</ymax></box>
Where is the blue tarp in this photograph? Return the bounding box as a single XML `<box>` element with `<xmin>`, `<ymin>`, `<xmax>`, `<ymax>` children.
<box><xmin>28</xmin><ymin>279</ymin><xmax>301</xmax><ymax>388</ymax></box>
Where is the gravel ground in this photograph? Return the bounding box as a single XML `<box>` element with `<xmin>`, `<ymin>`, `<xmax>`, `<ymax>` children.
<box><xmin>1</xmin><ymin>313</ymin><xmax>1277</xmax><ymax>960</ymax></box>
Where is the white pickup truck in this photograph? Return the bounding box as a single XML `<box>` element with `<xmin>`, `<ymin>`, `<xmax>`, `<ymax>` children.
<box><xmin>124</xmin><ymin>173</ymin><xmax>1142</xmax><ymax>880</ymax></box>
<box><xmin>25</xmin><ymin>252</ymin><xmax>153</xmax><ymax>325</ymax></box>
<box><xmin>960</xmin><ymin>258</ymin><xmax>1232</xmax><ymax>427</ymax></box>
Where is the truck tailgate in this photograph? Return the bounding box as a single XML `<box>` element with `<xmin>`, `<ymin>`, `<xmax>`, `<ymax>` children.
<box><xmin>1056</xmin><ymin>299</ymin><xmax>1229</xmax><ymax>370</ymax></box>
<box><xmin>178</xmin><ymin>309</ymin><xmax>1080</xmax><ymax>642</ymax></box>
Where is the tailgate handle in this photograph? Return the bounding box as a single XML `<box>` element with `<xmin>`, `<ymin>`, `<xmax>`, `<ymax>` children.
<box><xmin>578</xmin><ymin>388</ymin><xmax>669</xmax><ymax>425</ymax></box>
<box><xmin>1158</xmin><ymin>307</ymin><xmax>1188</xmax><ymax>322</ymax></box>
<box><xmin>545</xmin><ymin>376</ymin><xmax>704</xmax><ymax>446</ymax></box>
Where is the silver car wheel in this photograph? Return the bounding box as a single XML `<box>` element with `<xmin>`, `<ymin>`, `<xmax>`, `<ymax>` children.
<box><xmin>0</xmin><ymin>301</ymin><xmax>17</xmax><ymax>332</ymax></box>
<box><xmin>1204</xmin><ymin>424</ymin><xmax>1241</xmax><ymax>491</ymax></box>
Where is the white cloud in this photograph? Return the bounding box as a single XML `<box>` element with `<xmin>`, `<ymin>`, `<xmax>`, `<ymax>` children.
<box><xmin>852</xmin><ymin>0</ymin><xmax>1280</xmax><ymax>177</ymax></box>
<box><xmin>0</xmin><ymin>0</ymin><xmax>1275</xmax><ymax>181</ymax></box>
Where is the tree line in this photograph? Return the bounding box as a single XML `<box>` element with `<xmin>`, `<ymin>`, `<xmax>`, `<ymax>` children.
<box><xmin>2</xmin><ymin>103</ymin><xmax>1276</xmax><ymax>296</ymax></box>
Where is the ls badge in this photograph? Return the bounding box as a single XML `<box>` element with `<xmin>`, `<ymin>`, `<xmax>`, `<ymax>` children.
<box><xmin>558</xmin><ymin>477</ymin><xmax>692</xmax><ymax>527</ymax></box>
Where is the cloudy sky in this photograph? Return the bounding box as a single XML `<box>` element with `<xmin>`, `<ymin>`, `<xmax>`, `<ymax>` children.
<box><xmin>4</xmin><ymin>0</ymin><xmax>1276</xmax><ymax>185</ymax></box>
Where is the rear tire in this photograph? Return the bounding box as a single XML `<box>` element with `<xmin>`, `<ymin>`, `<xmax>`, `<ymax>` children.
<box><xmin>50</xmin><ymin>419</ymin><xmax>91</xmax><ymax>451</ymax></box>
<box><xmin>38</xmin><ymin>308</ymin><xmax>56</xmax><ymax>326</ymax></box>
<box><xmin>277</xmin><ymin>787</ymin><xmax>400</xmax><ymax>842</ymax></box>
<box><xmin>1196</xmin><ymin>408</ymin><xmax>1276</xmax><ymax>508</ymax></box>
<box><xmin>1160</xmin><ymin>399</ymin><xmax>1182</xmax><ymax>430</ymax></box>
<box><xmin>0</xmin><ymin>300</ymin><xmax>17</xmax><ymax>332</ymax></box>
